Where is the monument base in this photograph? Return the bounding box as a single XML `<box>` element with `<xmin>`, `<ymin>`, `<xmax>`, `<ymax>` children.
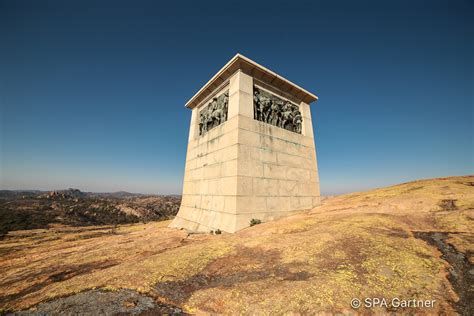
<box><xmin>170</xmin><ymin>114</ymin><xmax>320</xmax><ymax>233</ymax></box>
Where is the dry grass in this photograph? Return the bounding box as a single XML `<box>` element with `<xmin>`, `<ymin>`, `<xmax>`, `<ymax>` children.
<box><xmin>1</xmin><ymin>175</ymin><xmax>473</xmax><ymax>314</ymax></box>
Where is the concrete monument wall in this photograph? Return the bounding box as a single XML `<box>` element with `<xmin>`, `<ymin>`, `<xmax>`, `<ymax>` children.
<box><xmin>170</xmin><ymin>55</ymin><xmax>320</xmax><ymax>233</ymax></box>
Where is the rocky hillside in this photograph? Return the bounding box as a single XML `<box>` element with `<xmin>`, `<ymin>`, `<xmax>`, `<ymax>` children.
<box><xmin>38</xmin><ymin>188</ymin><xmax>87</xmax><ymax>199</ymax></box>
<box><xmin>0</xmin><ymin>189</ymin><xmax>180</xmax><ymax>237</ymax></box>
<box><xmin>0</xmin><ymin>175</ymin><xmax>472</xmax><ymax>315</ymax></box>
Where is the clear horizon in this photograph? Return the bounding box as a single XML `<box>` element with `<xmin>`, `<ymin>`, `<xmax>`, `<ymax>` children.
<box><xmin>1</xmin><ymin>0</ymin><xmax>473</xmax><ymax>195</ymax></box>
<box><xmin>2</xmin><ymin>173</ymin><xmax>474</xmax><ymax>196</ymax></box>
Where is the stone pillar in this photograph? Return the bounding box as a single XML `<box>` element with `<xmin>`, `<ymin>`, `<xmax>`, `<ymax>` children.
<box><xmin>228</xmin><ymin>70</ymin><xmax>253</xmax><ymax>120</ymax></box>
<box><xmin>188</xmin><ymin>107</ymin><xmax>199</xmax><ymax>142</ymax></box>
<box><xmin>300</xmin><ymin>101</ymin><xmax>314</xmax><ymax>138</ymax></box>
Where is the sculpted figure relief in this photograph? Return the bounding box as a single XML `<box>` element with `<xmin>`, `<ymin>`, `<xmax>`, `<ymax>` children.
<box><xmin>199</xmin><ymin>91</ymin><xmax>229</xmax><ymax>136</ymax></box>
<box><xmin>253</xmin><ymin>87</ymin><xmax>303</xmax><ymax>134</ymax></box>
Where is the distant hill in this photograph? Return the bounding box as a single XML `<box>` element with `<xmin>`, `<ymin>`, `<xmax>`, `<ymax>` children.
<box><xmin>38</xmin><ymin>188</ymin><xmax>87</xmax><ymax>199</ymax></box>
<box><xmin>94</xmin><ymin>191</ymin><xmax>146</xmax><ymax>198</ymax></box>
<box><xmin>0</xmin><ymin>189</ymin><xmax>181</xmax><ymax>237</ymax></box>
<box><xmin>0</xmin><ymin>189</ymin><xmax>164</xmax><ymax>199</ymax></box>
<box><xmin>0</xmin><ymin>190</ymin><xmax>43</xmax><ymax>198</ymax></box>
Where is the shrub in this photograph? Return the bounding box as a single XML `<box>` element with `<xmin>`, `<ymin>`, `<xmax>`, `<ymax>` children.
<box><xmin>215</xmin><ymin>229</ymin><xmax>222</xmax><ymax>234</ymax></box>
<box><xmin>250</xmin><ymin>219</ymin><xmax>262</xmax><ymax>226</ymax></box>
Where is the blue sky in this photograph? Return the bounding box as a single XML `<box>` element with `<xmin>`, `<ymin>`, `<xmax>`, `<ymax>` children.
<box><xmin>0</xmin><ymin>0</ymin><xmax>472</xmax><ymax>195</ymax></box>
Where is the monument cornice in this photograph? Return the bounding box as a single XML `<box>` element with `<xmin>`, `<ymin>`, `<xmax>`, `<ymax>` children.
<box><xmin>185</xmin><ymin>53</ymin><xmax>318</xmax><ymax>109</ymax></box>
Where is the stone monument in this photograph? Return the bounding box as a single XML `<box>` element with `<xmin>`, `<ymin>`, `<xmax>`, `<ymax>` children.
<box><xmin>169</xmin><ymin>54</ymin><xmax>321</xmax><ymax>233</ymax></box>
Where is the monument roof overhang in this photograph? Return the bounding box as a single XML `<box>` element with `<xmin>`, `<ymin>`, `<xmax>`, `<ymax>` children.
<box><xmin>185</xmin><ymin>53</ymin><xmax>318</xmax><ymax>109</ymax></box>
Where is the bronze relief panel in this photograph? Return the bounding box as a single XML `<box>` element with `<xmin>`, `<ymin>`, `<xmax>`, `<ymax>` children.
<box><xmin>198</xmin><ymin>91</ymin><xmax>229</xmax><ymax>136</ymax></box>
<box><xmin>253</xmin><ymin>87</ymin><xmax>302</xmax><ymax>134</ymax></box>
